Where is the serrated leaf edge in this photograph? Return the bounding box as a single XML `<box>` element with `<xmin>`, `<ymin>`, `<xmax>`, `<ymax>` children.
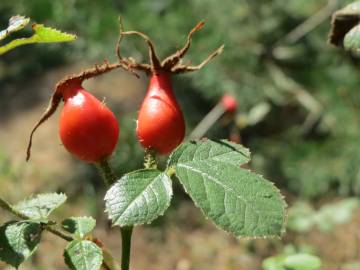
<box><xmin>62</xmin><ymin>216</ymin><xmax>96</xmax><ymax>238</ymax></box>
<box><xmin>175</xmin><ymin>165</ymin><xmax>287</xmax><ymax>239</ymax></box>
<box><xmin>104</xmin><ymin>169</ymin><xmax>173</xmax><ymax>227</ymax></box>
<box><xmin>14</xmin><ymin>192</ymin><xmax>67</xmax><ymax>220</ymax></box>
<box><xmin>63</xmin><ymin>240</ymin><xmax>103</xmax><ymax>270</ymax></box>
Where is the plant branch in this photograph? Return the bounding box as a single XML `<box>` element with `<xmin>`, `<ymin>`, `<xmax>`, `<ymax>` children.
<box><xmin>0</xmin><ymin>197</ymin><xmax>73</xmax><ymax>240</ymax></box>
<box><xmin>276</xmin><ymin>0</ymin><xmax>338</xmax><ymax>45</ymax></box>
<box><xmin>0</xmin><ymin>197</ymin><xmax>29</xmax><ymax>219</ymax></box>
<box><xmin>45</xmin><ymin>225</ymin><xmax>73</xmax><ymax>241</ymax></box>
<box><xmin>0</xmin><ymin>196</ymin><xmax>115</xmax><ymax>269</ymax></box>
<box><xmin>96</xmin><ymin>159</ymin><xmax>133</xmax><ymax>270</ymax></box>
<box><xmin>96</xmin><ymin>158</ymin><xmax>117</xmax><ymax>186</ymax></box>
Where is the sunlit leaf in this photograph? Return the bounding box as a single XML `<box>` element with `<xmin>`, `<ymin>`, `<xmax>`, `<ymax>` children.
<box><xmin>168</xmin><ymin>139</ymin><xmax>286</xmax><ymax>238</ymax></box>
<box><xmin>0</xmin><ymin>221</ymin><xmax>42</xmax><ymax>268</ymax></box>
<box><xmin>105</xmin><ymin>169</ymin><xmax>172</xmax><ymax>226</ymax></box>
<box><xmin>0</xmin><ymin>23</ymin><xmax>76</xmax><ymax>55</ymax></box>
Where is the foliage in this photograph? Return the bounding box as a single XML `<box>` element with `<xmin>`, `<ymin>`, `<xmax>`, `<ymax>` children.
<box><xmin>262</xmin><ymin>245</ymin><xmax>322</xmax><ymax>270</ymax></box>
<box><xmin>2</xmin><ymin>1</ymin><xmax>360</xmax><ymax>269</ymax></box>
<box><xmin>288</xmin><ymin>198</ymin><xmax>360</xmax><ymax>233</ymax></box>
<box><xmin>105</xmin><ymin>140</ymin><xmax>285</xmax><ymax>238</ymax></box>
<box><xmin>0</xmin><ymin>140</ymin><xmax>286</xmax><ymax>269</ymax></box>
<box><xmin>0</xmin><ymin>15</ymin><xmax>76</xmax><ymax>55</ymax></box>
<box><xmin>0</xmin><ymin>193</ymin><xmax>109</xmax><ymax>269</ymax></box>
<box><xmin>0</xmin><ymin>221</ymin><xmax>42</xmax><ymax>268</ymax></box>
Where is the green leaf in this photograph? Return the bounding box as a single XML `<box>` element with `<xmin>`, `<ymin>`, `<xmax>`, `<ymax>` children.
<box><xmin>168</xmin><ymin>139</ymin><xmax>250</xmax><ymax>168</ymax></box>
<box><xmin>14</xmin><ymin>193</ymin><xmax>67</xmax><ymax>221</ymax></box>
<box><xmin>344</xmin><ymin>24</ymin><xmax>360</xmax><ymax>50</ymax></box>
<box><xmin>62</xmin><ymin>217</ymin><xmax>96</xmax><ymax>239</ymax></box>
<box><xmin>0</xmin><ymin>221</ymin><xmax>42</xmax><ymax>268</ymax></box>
<box><xmin>262</xmin><ymin>256</ymin><xmax>286</xmax><ymax>270</ymax></box>
<box><xmin>287</xmin><ymin>201</ymin><xmax>315</xmax><ymax>233</ymax></box>
<box><xmin>315</xmin><ymin>198</ymin><xmax>359</xmax><ymax>232</ymax></box>
<box><xmin>105</xmin><ymin>169</ymin><xmax>172</xmax><ymax>226</ymax></box>
<box><xmin>31</xmin><ymin>24</ymin><xmax>77</xmax><ymax>43</ymax></box>
<box><xmin>64</xmin><ymin>240</ymin><xmax>103</xmax><ymax>270</ymax></box>
<box><xmin>283</xmin><ymin>254</ymin><xmax>321</xmax><ymax>270</ymax></box>
<box><xmin>0</xmin><ymin>15</ymin><xmax>30</xmax><ymax>41</ymax></box>
<box><xmin>168</xmin><ymin>139</ymin><xmax>286</xmax><ymax>238</ymax></box>
<box><xmin>0</xmin><ymin>23</ymin><xmax>76</xmax><ymax>55</ymax></box>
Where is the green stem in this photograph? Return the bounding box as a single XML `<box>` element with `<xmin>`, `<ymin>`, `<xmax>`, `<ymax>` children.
<box><xmin>0</xmin><ymin>197</ymin><xmax>74</xmax><ymax>241</ymax></box>
<box><xmin>96</xmin><ymin>158</ymin><xmax>133</xmax><ymax>270</ymax></box>
<box><xmin>0</xmin><ymin>197</ymin><xmax>29</xmax><ymax>220</ymax></box>
<box><xmin>120</xmin><ymin>227</ymin><xmax>133</xmax><ymax>270</ymax></box>
<box><xmin>45</xmin><ymin>225</ymin><xmax>73</xmax><ymax>241</ymax></box>
<box><xmin>96</xmin><ymin>158</ymin><xmax>117</xmax><ymax>186</ymax></box>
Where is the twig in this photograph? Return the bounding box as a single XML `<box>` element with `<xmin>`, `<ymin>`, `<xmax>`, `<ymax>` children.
<box><xmin>276</xmin><ymin>0</ymin><xmax>338</xmax><ymax>45</ymax></box>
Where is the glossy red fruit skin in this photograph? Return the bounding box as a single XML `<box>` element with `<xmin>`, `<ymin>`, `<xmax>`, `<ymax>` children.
<box><xmin>221</xmin><ymin>94</ymin><xmax>237</xmax><ymax>113</ymax></box>
<box><xmin>136</xmin><ymin>72</ymin><xmax>185</xmax><ymax>155</ymax></box>
<box><xmin>59</xmin><ymin>85</ymin><xmax>119</xmax><ymax>163</ymax></box>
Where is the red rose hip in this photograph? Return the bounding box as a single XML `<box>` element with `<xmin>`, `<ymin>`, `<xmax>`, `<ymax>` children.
<box><xmin>136</xmin><ymin>72</ymin><xmax>185</xmax><ymax>155</ymax></box>
<box><xmin>59</xmin><ymin>84</ymin><xmax>119</xmax><ymax>163</ymax></box>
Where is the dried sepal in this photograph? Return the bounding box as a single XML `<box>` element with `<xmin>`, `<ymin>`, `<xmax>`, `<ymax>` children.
<box><xmin>162</xmin><ymin>21</ymin><xmax>205</xmax><ymax>70</ymax></box>
<box><xmin>171</xmin><ymin>44</ymin><xmax>225</xmax><ymax>74</ymax></box>
<box><xmin>115</xmin><ymin>19</ymin><xmax>224</xmax><ymax>75</ymax></box>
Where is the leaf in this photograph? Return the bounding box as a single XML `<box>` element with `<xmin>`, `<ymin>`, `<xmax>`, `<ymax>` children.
<box><xmin>0</xmin><ymin>15</ymin><xmax>30</xmax><ymax>41</ymax></box>
<box><xmin>31</xmin><ymin>24</ymin><xmax>77</xmax><ymax>43</ymax></box>
<box><xmin>0</xmin><ymin>24</ymin><xmax>76</xmax><ymax>55</ymax></box>
<box><xmin>168</xmin><ymin>139</ymin><xmax>286</xmax><ymax>238</ymax></box>
<box><xmin>105</xmin><ymin>169</ymin><xmax>172</xmax><ymax>227</ymax></box>
<box><xmin>262</xmin><ymin>253</ymin><xmax>321</xmax><ymax>270</ymax></box>
<box><xmin>287</xmin><ymin>201</ymin><xmax>315</xmax><ymax>233</ymax></box>
<box><xmin>262</xmin><ymin>256</ymin><xmax>286</xmax><ymax>270</ymax></box>
<box><xmin>329</xmin><ymin>1</ymin><xmax>360</xmax><ymax>47</ymax></box>
<box><xmin>315</xmin><ymin>198</ymin><xmax>359</xmax><ymax>232</ymax></box>
<box><xmin>14</xmin><ymin>193</ymin><xmax>67</xmax><ymax>221</ymax></box>
<box><xmin>62</xmin><ymin>217</ymin><xmax>96</xmax><ymax>239</ymax></box>
<box><xmin>64</xmin><ymin>240</ymin><xmax>103</xmax><ymax>270</ymax></box>
<box><xmin>283</xmin><ymin>254</ymin><xmax>322</xmax><ymax>270</ymax></box>
<box><xmin>168</xmin><ymin>139</ymin><xmax>250</xmax><ymax>168</ymax></box>
<box><xmin>0</xmin><ymin>221</ymin><xmax>42</xmax><ymax>268</ymax></box>
<box><xmin>344</xmin><ymin>24</ymin><xmax>360</xmax><ymax>50</ymax></box>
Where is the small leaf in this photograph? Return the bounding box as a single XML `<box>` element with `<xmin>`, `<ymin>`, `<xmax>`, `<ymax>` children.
<box><xmin>0</xmin><ymin>221</ymin><xmax>42</xmax><ymax>268</ymax></box>
<box><xmin>168</xmin><ymin>139</ymin><xmax>250</xmax><ymax>168</ymax></box>
<box><xmin>0</xmin><ymin>15</ymin><xmax>30</xmax><ymax>41</ymax></box>
<box><xmin>105</xmin><ymin>169</ymin><xmax>172</xmax><ymax>226</ymax></box>
<box><xmin>62</xmin><ymin>217</ymin><xmax>96</xmax><ymax>239</ymax></box>
<box><xmin>0</xmin><ymin>24</ymin><xmax>76</xmax><ymax>55</ymax></box>
<box><xmin>283</xmin><ymin>253</ymin><xmax>322</xmax><ymax>270</ymax></box>
<box><xmin>31</xmin><ymin>24</ymin><xmax>77</xmax><ymax>43</ymax></box>
<box><xmin>262</xmin><ymin>256</ymin><xmax>286</xmax><ymax>270</ymax></box>
<box><xmin>64</xmin><ymin>240</ymin><xmax>103</xmax><ymax>270</ymax></box>
<box><xmin>344</xmin><ymin>24</ymin><xmax>360</xmax><ymax>50</ymax></box>
<box><xmin>14</xmin><ymin>193</ymin><xmax>67</xmax><ymax>220</ymax></box>
<box><xmin>287</xmin><ymin>201</ymin><xmax>315</xmax><ymax>233</ymax></box>
<box><xmin>168</xmin><ymin>140</ymin><xmax>286</xmax><ymax>238</ymax></box>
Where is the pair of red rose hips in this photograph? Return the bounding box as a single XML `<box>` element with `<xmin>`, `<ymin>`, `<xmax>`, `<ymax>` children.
<box><xmin>59</xmin><ymin>71</ymin><xmax>184</xmax><ymax>163</ymax></box>
<box><xmin>27</xmin><ymin>21</ymin><xmax>224</xmax><ymax>163</ymax></box>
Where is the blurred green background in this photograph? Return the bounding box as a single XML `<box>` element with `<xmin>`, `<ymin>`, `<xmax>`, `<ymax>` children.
<box><xmin>1</xmin><ymin>0</ymin><xmax>360</xmax><ymax>269</ymax></box>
